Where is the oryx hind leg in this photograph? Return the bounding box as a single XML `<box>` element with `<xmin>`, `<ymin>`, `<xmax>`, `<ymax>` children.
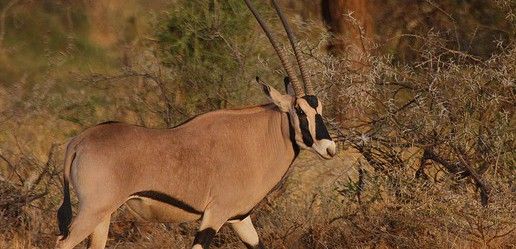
<box><xmin>230</xmin><ymin>216</ymin><xmax>265</xmax><ymax>249</ymax></box>
<box><xmin>55</xmin><ymin>208</ymin><xmax>110</xmax><ymax>249</ymax></box>
<box><xmin>56</xmin><ymin>199</ymin><xmax>122</xmax><ymax>249</ymax></box>
<box><xmin>86</xmin><ymin>214</ymin><xmax>111</xmax><ymax>249</ymax></box>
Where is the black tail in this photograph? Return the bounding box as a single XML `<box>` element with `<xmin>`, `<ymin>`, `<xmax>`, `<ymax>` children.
<box><xmin>57</xmin><ymin>144</ymin><xmax>75</xmax><ymax>240</ymax></box>
<box><xmin>57</xmin><ymin>179</ymin><xmax>72</xmax><ymax>239</ymax></box>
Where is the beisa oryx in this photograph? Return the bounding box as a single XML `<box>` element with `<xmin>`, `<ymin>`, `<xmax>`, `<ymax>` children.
<box><xmin>55</xmin><ymin>0</ymin><xmax>336</xmax><ymax>248</ymax></box>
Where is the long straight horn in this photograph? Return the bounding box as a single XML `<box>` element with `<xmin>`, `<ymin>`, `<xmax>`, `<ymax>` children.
<box><xmin>243</xmin><ymin>0</ymin><xmax>304</xmax><ymax>97</ymax></box>
<box><xmin>271</xmin><ymin>0</ymin><xmax>314</xmax><ymax>95</ymax></box>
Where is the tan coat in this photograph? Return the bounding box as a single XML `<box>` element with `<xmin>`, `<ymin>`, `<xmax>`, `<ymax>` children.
<box><xmin>68</xmin><ymin>104</ymin><xmax>296</xmax><ymax>223</ymax></box>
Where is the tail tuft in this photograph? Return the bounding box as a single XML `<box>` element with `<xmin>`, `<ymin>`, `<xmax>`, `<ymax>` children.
<box><xmin>57</xmin><ymin>143</ymin><xmax>76</xmax><ymax>241</ymax></box>
<box><xmin>57</xmin><ymin>179</ymin><xmax>72</xmax><ymax>239</ymax></box>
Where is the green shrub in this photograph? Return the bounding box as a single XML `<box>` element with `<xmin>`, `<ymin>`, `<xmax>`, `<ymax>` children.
<box><xmin>157</xmin><ymin>0</ymin><xmax>276</xmax><ymax>112</ymax></box>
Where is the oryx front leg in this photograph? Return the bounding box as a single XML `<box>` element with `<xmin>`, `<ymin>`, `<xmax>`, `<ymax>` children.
<box><xmin>192</xmin><ymin>209</ymin><xmax>227</xmax><ymax>249</ymax></box>
<box><xmin>231</xmin><ymin>216</ymin><xmax>265</xmax><ymax>249</ymax></box>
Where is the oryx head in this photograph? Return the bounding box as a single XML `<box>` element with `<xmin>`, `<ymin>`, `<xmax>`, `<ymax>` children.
<box><xmin>245</xmin><ymin>0</ymin><xmax>337</xmax><ymax>159</ymax></box>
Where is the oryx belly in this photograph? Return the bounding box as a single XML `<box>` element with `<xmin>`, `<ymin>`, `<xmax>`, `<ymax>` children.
<box><xmin>125</xmin><ymin>196</ymin><xmax>202</xmax><ymax>223</ymax></box>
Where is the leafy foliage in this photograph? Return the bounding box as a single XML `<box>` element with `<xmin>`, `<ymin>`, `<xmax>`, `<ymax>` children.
<box><xmin>157</xmin><ymin>0</ymin><xmax>274</xmax><ymax>112</ymax></box>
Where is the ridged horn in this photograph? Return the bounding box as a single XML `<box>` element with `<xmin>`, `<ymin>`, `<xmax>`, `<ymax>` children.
<box><xmin>243</xmin><ymin>0</ymin><xmax>304</xmax><ymax>97</ymax></box>
<box><xmin>271</xmin><ymin>0</ymin><xmax>314</xmax><ymax>95</ymax></box>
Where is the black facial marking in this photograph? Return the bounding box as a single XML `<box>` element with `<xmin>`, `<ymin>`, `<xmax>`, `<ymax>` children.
<box><xmin>296</xmin><ymin>107</ymin><xmax>314</xmax><ymax>147</ymax></box>
<box><xmin>193</xmin><ymin>228</ymin><xmax>216</xmax><ymax>248</ymax></box>
<box><xmin>244</xmin><ymin>241</ymin><xmax>266</xmax><ymax>249</ymax></box>
<box><xmin>132</xmin><ymin>191</ymin><xmax>203</xmax><ymax>215</ymax></box>
<box><xmin>302</xmin><ymin>95</ymin><xmax>319</xmax><ymax>108</ymax></box>
<box><xmin>295</xmin><ymin>106</ymin><xmax>305</xmax><ymax>116</ymax></box>
<box><xmin>315</xmin><ymin>114</ymin><xmax>331</xmax><ymax>140</ymax></box>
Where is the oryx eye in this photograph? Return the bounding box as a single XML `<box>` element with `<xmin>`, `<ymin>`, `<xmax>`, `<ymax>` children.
<box><xmin>296</xmin><ymin>107</ymin><xmax>305</xmax><ymax>116</ymax></box>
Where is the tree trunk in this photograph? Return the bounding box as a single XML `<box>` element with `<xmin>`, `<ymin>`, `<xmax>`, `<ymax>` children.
<box><xmin>321</xmin><ymin>0</ymin><xmax>374</xmax><ymax>58</ymax></box>
<box><xmin>321</xmin><ymin>0</ymin><xmax>375</xmax><ymax>129</ymax></box>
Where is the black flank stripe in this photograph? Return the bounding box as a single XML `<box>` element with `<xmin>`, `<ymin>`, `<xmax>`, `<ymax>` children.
<box><xmin>229</xmin><ymin>212</ymin><xmax>252</xmax><ymax>222</ymax></box>
<box><xmin>132</xmin><ymin>190</ymin><xmax>203</xmax><ymax>215</ymax></box>
<box><xmin>315</xmin><ymin>114</ymin><xmax>331</xmax><ymax>140</ymax></box>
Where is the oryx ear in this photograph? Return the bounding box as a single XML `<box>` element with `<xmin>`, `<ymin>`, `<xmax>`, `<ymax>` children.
<box><xmin>258</xmin><ymin>80</ymin><xmax>293</xmax><ymax>112</ymax></box>
<box><xmin>283</xmin><ymin>77</ymin><xmax>295</xmax><ymax>96</ymax></box>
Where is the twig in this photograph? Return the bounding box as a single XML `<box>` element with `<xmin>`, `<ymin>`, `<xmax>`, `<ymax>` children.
<box><xmin>0</xmin><ymin>152</ymin><xmax>23</xmax><ymax>184</ymax></box>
